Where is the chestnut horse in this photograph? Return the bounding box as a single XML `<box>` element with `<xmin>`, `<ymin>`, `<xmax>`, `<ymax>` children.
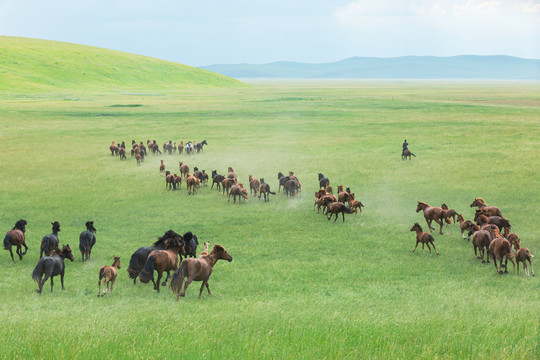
<box><xmin>98</xmin><ymin>256</ymin><xmax>121</xmax><ymax>297</ymax></box>
<box><xmin>410</xmin><ymin>223</ymin><xmax>439</xmax><ymax>255</ymax></box>
<box><xmin>456</xmin><ymin>214</ymin><xmax>476</xmax><ymax>240</ymax></box>
<box><xmin>515</xmin><ymin>248</ymin><xmax>535</xmax><ymax>277</ymax></box>
<box><xmin>326</xmin><ymin>202</ymin><xmax>356</xmax><ymax>223</ymax></box>
<box><xmin>40</xmin><ymin>221</ymin><xmax>61</xmax><ymax>258</ymax></box>
<box><xmin>170</xmin><ymin>244</ymin><xmax>233</xmax><ymax>300</ymax></box>
<box><xmin>139</xmin><ymin>236</ymin><xmax>185</xmax><ymax>293</ymax></box>
<box><xmin>4</xmin><ymin>219</ymin><xmax>28</xmax><ymax>261</ymax></box>
<box><xmin>249</xmin><ymin>175</ymin><xmax>260</xmax><ymax>196</ymax></box>
<box><xmin>228</xmin><ymin>184</ymin><xmax>248</xmax><ymax>203</ymax></box>
<box><xmin>179</xmin><ymin>162</ymin><xmax>189</xmax><ymax>178</ymax></box>
<box><xmin>470</xmin><ymin>198</ymin><xmax>502</xmax><ymax>217</ymax></box>
<box><xmin>441</xmin><ymin>204</ymin><xmax>457</xmax><ymax>224</ymax></box>
<box><xmin>32</xmin><ymin>244</ymin><xmax>74</xmax><ymax>294</ymax></box>
<box><xmin>186</xmin><ymin>175</ymin><xmax>200</xmax><ymax>195</ymax></box>
<box><xmin>489</xmin><ymin>237</ymin><xmax>515</xmax><ymax>275</ymax></box>
<box><xmin>416</xmin><ymin>201</ymin><xmax>445</xmax><ymax>235</ymax></box>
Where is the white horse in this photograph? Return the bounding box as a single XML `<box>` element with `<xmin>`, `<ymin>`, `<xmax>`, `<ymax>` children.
<box><xmin>185</xmin><ymin>142</ymin><xmax>195</xmax><ymax>155</ymax></box>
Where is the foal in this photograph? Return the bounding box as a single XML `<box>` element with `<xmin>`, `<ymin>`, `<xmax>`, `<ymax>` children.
<box><xmin>410</xmin><ymin>223</ymin><xmax>439</xmax><ymax>255</ymax></box>
<box><xmin>515</xmin><ymin>248</ymin><xmax>535</xmax><ymax>277</ymax></box>
<box><xmin>98</xmin><ymin>256</ymin><xmax>121</xmax><ymax>297</ymax></box>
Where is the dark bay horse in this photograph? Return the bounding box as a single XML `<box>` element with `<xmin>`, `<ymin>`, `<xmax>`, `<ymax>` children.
<box><xmin>318</xmin><ymin>173</ymin><xmax>330</xmax><ymax>189</ymax></box>
<box><xmin>410</xmin><ymin>223</ymin><xmax>439</xmax><ymax>255</ymax></box>
<box><xmin>126</xmin><ymin>230</ymin><xmax>180</xmax><ymax>284</ymax></box>
<box><xmin>79</xmin><ymin>221</ymin><xmax>96</xmax><ymax>262</ymax></box>
<box><xmin>182</xmin><ymin>232</ymin><xmax>199</xmax><ymax>258</ymax></box>
<box><xmin>402</xmin><ymin>149</ymin><xmax>416</xmax><ymax>160</ymax></box>
<box><xmin>196</xmin><ymin>140</ymin><xmax>207</xmax><ymax>153</ymax></box>
<box><xmin>211</xmin><ymin>170</ymin><xmax>225</xmax><ymax>190</ymax></box>
<box><xmin>326</xmin><ymin>202</ymin><xmax>356</xmax><ymax>223</ymax></box>
<box><xmin>277</xmin><ymin>172</ymin><xmax>289</xmax><ymax>192</ymax></box>
<box><xmin>139</xmin><ymin>236</ymin><xmax>185</xmax><ymax>293</ymax></box>
<box><xmin>32</xmin><ymin>244</ymin><xmax>74</xmax><ymax>294</ymax></box>
<box><xmin>170</xmin><ymin>244</ymin><xmax>233</xmax><ymax>300</ymax></box>
<box><xmin>40</xmin><ymin>221</ymin><xmax>61</xmax><ymax>258</ymax></box>
<box><xmin>470</xmin><ymin>198</ymin><xmax>502</xmax><ymax>217</ymax></box>
<box><xmin>416</xmin><ymin>201</ymin><xmax>445</xmax><ymax>235</ymax></box>
<box><xmin>4</xmin><ymin>219</ymin><xmax>28</xmax><ymax>261</ymax></box>
<box><xmin>259</xmin><ymin>178</ymin><xmax>276</xmax><ymax>202</ymax></box>
<box><xmin>98</xmin><ymin>256</ymin><xmax>121</xmax><ymax>297</ymax></box>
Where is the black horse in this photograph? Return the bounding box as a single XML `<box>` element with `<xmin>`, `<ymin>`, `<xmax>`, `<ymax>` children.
<box><xmin>277</xmin><ymin>172</ymin><xmax>290</xmax><ymax>193</ymax></box>
<box><xmin>40</xmin><ymin>221</ymin><xmax>61</xmax><ymax>258</ymax></box>
<box><xmin>32</xmin><ymin>244</ymin><xmax>74</xmax><ymax>294</ymax></box>
<box><xmin>183</xmin><ymin>232</ymin><xmax>199</xmax><ymax>258</ymax></box>
<box><xmin>196</xmin><ymin>140</ymin><xmax>208</xmax><ymax>153</ymax></box>
<box><xmin>127</xmin><ymin>230</ymin><xmax>183</xmax><ymax>284</ymax></box>
<box><xmin>79</xmin><ymin>221</ymin><xmax>97</xmax><ymax>262</ymax></box>
<box><xmin>211</xmin><ymin>170</ymin><xmax>225</xmax><ymax>190</ymax></box>
<box><xmin>318</xmin><ymin>173</ymin><xmax>330</xmax><ymax>189</ymax></box>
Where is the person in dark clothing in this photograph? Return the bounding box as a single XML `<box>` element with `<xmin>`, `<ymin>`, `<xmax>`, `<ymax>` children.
<box><xmin>402</xmin><ymin>140</ymin><xmax>408</xmax><ymax>156</ymax></box>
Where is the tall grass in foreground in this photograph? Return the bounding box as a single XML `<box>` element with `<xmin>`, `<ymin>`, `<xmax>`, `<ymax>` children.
<box><xmin>0</xmin><ymin>81</ymin><xmax>539</xmax><ymax>359</ymax></box>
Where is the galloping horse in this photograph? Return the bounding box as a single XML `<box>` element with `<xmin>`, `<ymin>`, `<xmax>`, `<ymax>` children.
<box><xmin>139</xmin><ymin>236</ymin><xmax>185</xmax><ymax>293</ymax></box>
<box><xmin>98</xmin><ymin>256</ymin><xmax>121</xmax><ymax>297</ymax></box>
<box><xmin>127</xmin><ymin>230</ymin><xmax>180</xmax><ymax>284</ymax></box>
<box><xmin>489</xmin><ymin>237</ymin><xmax>515</xmax><ymax>275</ymax></box>
<box><xmin>185</xmin><ymin>142</ymin><xmax>195</xmax><ymax>155</ymax></box>
<box><xmin>318</xmin><ymin>173</ymin><xmax>330</xmax><ymax>189</ymax></box>
<box><xmin>170</xmin><ymin>244</ymin><xmax>233</xmax><ymax>300</ymax></box>
<box><xmin>410</xmin><ymin>223</ymin><xmax>439</xmax><ymax>255</ymax></box>
<box><xmin>79</xmin><ymin>221</ymin><xmax>97</xmax><ymax>262</ymax></box>
<box><xmin>32</xmin><ymin>244</ymin><xmax>74</xmax><ymax>294</ymax></box>
<box><xmin>416</xmin><ymin>201</ymin><xmax>445</xmax><ymax>235</ymax></box>
<box><xmin>249</xmin><ymin>175</ymin><xmax>260</xmax><ymax>196</ymax></box>
<box><xmin>211</xmin><ymin>170</ymin><xmax>225</xmax><ymax>190</ymax></box>
<box><xmin>4</xmin><ymin>219</ymin><xmax>28</xmax><ymax>261</ymax></box>
<box><xmin>196</xmin><ymin>140</ymin><xmax>207</xmax><ymax>153</ymax></box>
<box><xmin>259</xmin><ymin>178</ymin><xmax>276</xmax><ymax>202</ymax></box>
<box><xmin>470</xmin><ymin>198</ymin><xmax>502</xmax><ymax>217</ymax></box>
<box><xmin>186</xmin><ymin>175</ymin><xmax>200</xmax><ymax>195</ymax></box>
<box><xmin>40</xmin><ymin>221</ymin><xmax>61</xmax><ymax>258</ymax></box>
<box><xmin>179</xmin><ymin>162</ymin><xmax>189</xmax><ymax>179</ymax></box>
<box><xmin>228</xmin><ymin>184</ymin><xmax>248</xmax><ymax>204</ymax></box>
<box><xmin>326</xmin><ymin>202</ymin><xmax>356</xmax><ymax>223</ymax></box>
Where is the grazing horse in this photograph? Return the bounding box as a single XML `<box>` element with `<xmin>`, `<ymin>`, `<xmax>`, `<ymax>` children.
<box><xmin>79</xmin><ymin>221</ymin><xmax>97</xmax><ymax>262</ymax></box>
<box><xmin>139</xmin><ymin>236</ymin><xmax>185</xmax><ymax>293</ymax></box>
<box><xmin>416</xmin><ymin>201</ymin><xmax>445</xmax><ymax>235</ymax></box>
<box><xmin>32</xmin><ymin>244</ymin><xmax>74</xmax><ymax>294</ymax></box>
<box><xmin>126</xmin><ymin>230</ymin><xmax>180</xmax><ymax>284</ymax></box>
<box><xmin>326</xmin><ymin>202</ymin><xmax>356</xmax><ymax>223</ymax></box>
<box><xmin>170</xmin><ymin>244</ymin><xmax>233</xmax><ymax>300</ymax></box>
<box><xmin>196</xmin><ymin>140</ymin><xmax>207</xmax><ymax>153</ymax></box>
<box><xmin>179</xmin><ymin>162</ymin><xmax>189</xmax><ymax>179</ymax></box>
<box><xmin>4</xmin><ymin>219</ymin><xmax>28</xmax><ymax>261</ymax></box>
<box><xmin>40</xmin><ymin>221</ymin><xmax>61</xmax><ymax>258</ymax></box>
<box><xmin>98</xmin><ymin>256</ymin><xmax>120</xmax><ymax>297</ymax></box>
<box><xmin>186</xmin><ymin>175</ymin><xmax>200</xmax><ymax>195</ymax></box>
<box><xmin>470</xmin><ymin>198</ymin><xmax>502</xmax><ymax>217</ymax></box>
<box><xmin>515</xmin><ymin>248</ymin><xmax>535</xmax><ymax>277</ymax></box>
<box><xmin>211</xmin><ymin>170</ymin><xmax>225</xmax><ymax>190</ymax></box>
<box><xmin>489</xmin><ymin>237</ymin><xmax>515</xmax><ymax>275</ymax></box>
<box><xmin>402</xmin><ymin>149</ymin><xmax>416</xmax><ymax>160</ymax></box>
<box><xmin>249</xmin><ymin>175</ymin><xmax>260</xmax><ymax>196</ymax></box>
<box><xmin>258</xmin><ymin>178</ymin><xmax>276</xmax><ymax>202</ymax></box>
<box><xmin>410</xmin><ymin>223</ymin><xmax>439</xmax><ymax>255</ymax></box>
<box><xmin>318</xmin><ymin>173</ymin><xmax>330</xmax><ymax>189</ymax></box>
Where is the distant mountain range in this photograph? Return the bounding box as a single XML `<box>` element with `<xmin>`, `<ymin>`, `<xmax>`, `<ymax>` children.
<box><xmin>201</xmin><ymin>55</ymin><xmax>540</xmax><ymax>80</ymax></box>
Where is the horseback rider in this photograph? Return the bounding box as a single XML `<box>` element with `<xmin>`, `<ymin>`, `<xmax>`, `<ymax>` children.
<box><xmin>402</xmin><ymin>139</ymin><xmax>408</xmax><ymax>156</ymax></box>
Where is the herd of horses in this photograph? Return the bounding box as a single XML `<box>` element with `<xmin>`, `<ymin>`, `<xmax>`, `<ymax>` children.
<box><xmin>4</xmin><ymin>219</ymin><xmax>233</xmax><ymax>298</ymax></box>
<box><xmin>109</xmin><ymin>139</ymin><xmax>208</xmax><ymax>165</ymax></box>
<box><xmin>413</xmin><ymin>198</ymin><xmax>535</xmax><ymax>276</ymax></box>
<box><xmin>313</xmin><ymin>174</ymin><xmax>364</xmax><ymax>223</ymax></box>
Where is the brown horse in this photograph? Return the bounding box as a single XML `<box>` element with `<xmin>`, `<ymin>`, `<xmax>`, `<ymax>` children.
<box><xmin>402</xmin><ymin>149</ymin><xmax>416</xmax><ymax>160</ymax></box>
<box><xmin>318</xmin><ymin>194</ymin><xmax>337</xmax><ymax>214</ymax></box>
<box><xmin>515</xmin><ymin>248</ymin><xmax>535</xmax><ymax>277</ymax></box>
<box><xmin>410</xmin><ymin>223</ymin><xmax>439</xmax><ymax>255</ymax></box>
<box><xmin>258</xmin><ymin>179</ymin><xmax>276</xmax><ymax>202</ymax></box>
<box><xmin>222</xmin><ymin>177</ymin><xmax>235</xmax><ymax>196</ymax></box>
<box><xmin>174</xmin><ymin>174</ymin><xmax>182</xmax><ymax>189</ymax></box>
<box><xmin>159</xmin><ymin>160</ymin><xmax>165</xmax><ymax>174</ymax></box>
<box><xmin>456</xmin><ymin>214</ymin><xmax>476</xmax><ymax>240</ymax></box>
<box><xmin>474</xmin><ymin>212</ymin><xmax>510</xmax><ymax>232</ymax></box>
<box><xmin>249</xmin><ymin>175</ymin><xmax>260</xmax><ymax>196</ymax></box>
<box><xmin>186</xmin><ymin>175</ymin><xmax>200</xmax><ymax>195</ymax></box>
<box><xmin>139</xmin><ymin>237</ymin><xmax>185</xmax><ymax>293</ymax></box>
<box><xmin>441</xmin><ymin>204</ymin><xmax>457</xmax><ymax>224</ymax></box>
<box><xmin>227</xmin><ymin>167</ymin><xmax>237</xmax><ymax>183</ymax></box>
<box><xmin>4</xmin><ymin>219</ymin><xmax>28</xmax><ymax>261</ymax></box>
<box><xmin>416</xmin><ymin>201</ymin><xmax>445</xmax><ymax>235</ymax></box>
<box><xmin>228</xmin><ymin>184</ymin><xmax>248</xmax><ymax>203</ymax></box>
<box><xmin>179</xmin><ymin>162</ymin><xmax>189</xmax><ymax>178</ymax></box>
<box><xmin>471</xmin><ymin>229</ymin><xmax>493</xmax><ymax>263</ymax></box>
<box><xmin>326</xmin><ymin>202</ymin><xmax>356</xmax><ymax>223</ymax></box>
<box><xmin>178</xmin><ymin>141</ymin><xmax>184</xmax><ymax>155</ymax></box>
<box><xmin>489</xmin><ymin>237</ymin><xmax>515</xmax><ymax>275</ymax></box>
<box><xmin>165</xmin><ymin>171</ymin><xmax>176</xmax><ymax>190</ymax></box>
<box><xmin>109</xmin><ymin>141</ymin><xmax>118</xmax><ymax>156</ymax></box>
<box><xmin>170</xmin><ymin>244</ymin><xmax>233</xmax><ymax>300</ymax></box>
<box><xmin>98</xmin><ymin>256</ymin><xmax>121</xmax><ymax>297</ymax></box>
<box><xmin>349</xmin><ymin>200</ymin><xmax>364</xmax><ymax>215</ymax></box>
<box><xmin>470</xmin><ymin>198</ymin><xmax>502</xmax><ymax>217</ymax></box>
<box><xmin>338</xmin><ymin>191</ymin><xmax>354</xmax><ymax>203</ymax></box>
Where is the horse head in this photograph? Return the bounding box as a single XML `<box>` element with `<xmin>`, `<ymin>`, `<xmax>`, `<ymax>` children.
<box><xmin>51</xmin><ymin>221</ymin><xmax>61</xmax><ymax>232</ymax></box>
<box><xmin>410</xmin><ymin>223</ymin><xmax>422</xmax><ymax>232</ymax></box>
<box><xmin>211</xmin><ymin>244</ymin><xmax>233</xmax><ymax>262</ymax></box>
<box><xmin>61</xmin><ymin>244</ymin><xmax>74</xmax><ymax>262</ymax></box>
<box><xmin>14</xmin><ymin>219</ymin><xmax>27</xmax><ymax>231</ymax></box>
<box><xmin>470</xmin><ymin>198</ymin><xmax>485</xmax><ymax>207</ymax></box>
<box><xmin>416</xmin><ymin>202</ymin><xmax>427</xmax><ymax>213</ymax></box>
<box><xmin>113</xmin><ymin>256</ymin><xmax>121</xmax><ymax>268</ymax></box>
<box><xmin>86</xmin><ymin>221</ymin><xmax>96</xmax><ymax>233</ymax></box>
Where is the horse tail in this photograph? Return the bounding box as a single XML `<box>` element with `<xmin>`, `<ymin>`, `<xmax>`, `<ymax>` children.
<box><xmin>3</xmin><ymin>232</ymin><xmax>11</xmax><ymax>250</ymax></box>
<box><xmin>170</xmin><ymin>260</ymin><xmax>187</xmax><ymax>293</ymax></box>
<box><xmin>411</xmin><ymin>152</ymin><xmax>416</xmax><ymax>157</ymax></box>
<box><xmin>99</xmin><ymin>267</ymin><xmax>106</xmax><ymax>280</ymax></box>
<box><xmin>139</xmin><ymin>255</ymin><xmax>156</xmax><ymax>284</ymax></box>
<box><xmin>32</xmin><ymin>260</ymin><xmax>45</xmax><ymax>282</ymax></box>
<box><xmin>269</xmin><ymin>191</ymin><xmax>276</xmax><ymax>195</ymax></box>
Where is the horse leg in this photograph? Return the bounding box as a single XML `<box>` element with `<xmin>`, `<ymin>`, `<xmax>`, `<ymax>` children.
<box><xmin>436</xmin><ymin>219</ymin><xmax>444</xmax><ymax>234</ymax></box>
<box><xmin>205</xmin><ymin>281</ymin><xmax>212</xmax><ymax>295</ymax></box>
<box><xmin>50</xmin><ymin>276</ymin><xmax>54</xmax><ymax>293</ymax></box>
<box><xmin>426</xmin><ymin>243</ymin><xmax>432</xmax><ymax>255</ymax></box>
<box><xmin>181</xmin><ymin>277</ymin><xmax>194</xmax><ymax>297</ymax></box>
<box><xmin>426</xmin><ymin>219</ymin><xmax>434</xmax><ymax>232</ymax></box>
<box><xmin>155</xmin><ymin>272</ymin><xmax>162</xmax><ymax>292</ymax></box>
<box><xmin>199</xmin><ymin>281</ymin><xmax>206</xmax><ymax>298</ymax></box>
<box><xmin>8</xmin><ymin>247</ymin><xmax>14</xmax><ymax>262</ymax></box>
<box><xmin>111</xmin><ymin>278</ymin><xmax>115</xmax><ymax>294</ymax></box>
<box><xmin>421</xmin><ymin>243</ymin><xmax>425</xmax><ymax>253</ymax></box>
<box><xmin>98</xmin><ymin>278</ymin><xmax>102</xmax><ymax>297</ymax></box>
<box><xmin>431</xmin><ymin>241</ymin><xmax>439</xmax><ymax>255</ymax></box>
<box><xmin>529</xmin><ymin>260</ymin><xmax>535</xmax><ymax>277</ymax></box>
<box><xmin>412</xmin><ymin>240</ymin><xmax>420</xmax><ymax>253</ymax></box>
<box><xmin>104</xmin><ymin>279</ymin><xmax>110</xmax><ymax>295</ymax></box>
<box><xmin>60</xmin><ymin>270</ymin><xmax>65</xmax><ymax>290</ymax></box>
<box><xmin>162</xmin><ymin>270</ymin><xmax>170</xmax><ymax>287</ymax></box>
<box><xmin>341</xmin><ymin>211</ymin><xmax>345</xmax><ymax>223</ymax></box>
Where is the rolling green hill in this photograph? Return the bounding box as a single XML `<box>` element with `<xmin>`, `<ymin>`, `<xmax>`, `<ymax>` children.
<box><xmin>0</xmin><ymin>36</ymin><xmax>244</xmax><ymax>92</ymax></box>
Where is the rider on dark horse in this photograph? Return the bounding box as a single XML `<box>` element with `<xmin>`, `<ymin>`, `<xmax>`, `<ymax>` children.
<box><xmin>402</xmin><ymin>140</ymin><xmax>409</xmax><ymax>156</ymax></box>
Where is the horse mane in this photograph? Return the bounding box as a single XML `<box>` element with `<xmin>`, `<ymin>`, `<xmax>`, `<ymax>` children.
<box><xmin>210</xmin><ymin>244</ymin><xmax>225</xmax><ymax>255</ymax></box>
<box><xmin>414</xmin><ymin>222</ymin><xmax>422</xmax><ymax>231</ymax></box>
<box><xmin>475</xmin><ymin>198</ymin><xmax>486</xmax><ymax>205</ymax></box>
<box><xmin>441</xmin><ymin>204</ymin><xmax>449</xmax><ymax>210</ymax></box>
<box><xmin>154</xmin><ymin>230</ymin><xmax>179</xmax><ymax>246</ymax></box>
<box><xmin>13</xmin><ymin>219</ymin><xmax>27</xmax><ymax>231</ymax></box>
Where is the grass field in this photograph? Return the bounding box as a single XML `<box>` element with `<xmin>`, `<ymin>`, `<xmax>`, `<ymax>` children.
<box><xmin>1</xmin><ymin>80</ymin><xmax>539</xmax><ymax>359</ymax></box>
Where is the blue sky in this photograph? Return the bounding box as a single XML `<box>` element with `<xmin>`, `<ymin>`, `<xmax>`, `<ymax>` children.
<box><xmin>1</xmin><ymin>0</ymin><xmax>539</xmax><ymax>66</ymax></box>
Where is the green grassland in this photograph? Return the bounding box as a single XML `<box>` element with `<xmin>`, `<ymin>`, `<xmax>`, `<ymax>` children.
<box><xmin>1</xmin><ymin>76</ymin><xmax>539</xmax><ymax>358</ymax></box>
